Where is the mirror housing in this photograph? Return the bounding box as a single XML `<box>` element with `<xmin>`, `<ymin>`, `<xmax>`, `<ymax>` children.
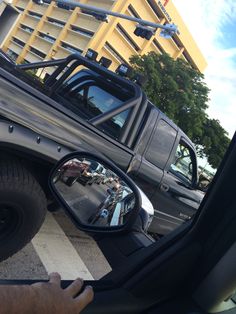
<box><xmin>49</xmin><ymin>152</ymin><xmax>141</xmax><ymax>234</ymax></box>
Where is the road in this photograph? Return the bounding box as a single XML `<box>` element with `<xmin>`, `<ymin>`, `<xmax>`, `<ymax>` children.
<box><xmin>0</xmin><ymin>210</ymin><xmax>111</xmax><ymax>281</ymax></box>
<box><xmin>55</xmin><ymin>179</ymin><xmax>109</xmax><ymax>224</ymax></box>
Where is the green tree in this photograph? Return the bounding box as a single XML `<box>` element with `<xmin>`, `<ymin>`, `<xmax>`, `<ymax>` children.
<box><xmin>129</xmin><ymin>52</ymin><xmax>229</xmax><ymax>169</ymax></box>
<box><xmin>199</xmin><ymin>118</ymin><xmax>230</xmax><ymax>169</ymax></box>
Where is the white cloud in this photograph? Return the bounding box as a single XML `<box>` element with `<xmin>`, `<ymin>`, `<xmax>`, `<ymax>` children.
<box><xmin>173</xmin><ymin>0</ymin><xmax>236</xmax><ymax>138</ymax></box>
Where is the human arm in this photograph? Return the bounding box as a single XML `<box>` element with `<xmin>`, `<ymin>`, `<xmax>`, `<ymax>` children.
<box><xmin>0</xmin><ymin>272</ymin><xmax>94</xmax><ymax>314</ymax></box>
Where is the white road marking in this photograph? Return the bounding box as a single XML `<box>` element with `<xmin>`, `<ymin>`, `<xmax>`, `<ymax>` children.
<box><xmin>31</xmin><ymin>212</ymin><xmax>93</xmax><ymax>280</ymax></box>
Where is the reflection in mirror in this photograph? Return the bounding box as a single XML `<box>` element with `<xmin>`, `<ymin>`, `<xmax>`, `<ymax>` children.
<box><xmin>52</xmin><ymin>157</ymin><xmax>135</xmax><ymax>228</ymax></box>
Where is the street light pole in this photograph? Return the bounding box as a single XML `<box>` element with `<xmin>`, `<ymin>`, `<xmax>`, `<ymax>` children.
<box><xmin>53</xmin><ymin>0</ymin><xmax>178</xmax><ymax>37</ymax></box>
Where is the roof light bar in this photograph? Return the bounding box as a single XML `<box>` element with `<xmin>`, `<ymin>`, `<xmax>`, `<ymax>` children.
<box><xmin>85</xmin><ymin>49</ymin><xmax>98</xmax><ymax>61</ymax></box>
<box><xmin>116</xmin><ymin>64</ymin><xmax>132</xmax><ymax>77</ymax></box>
<box><xmin>99</xmin><ymin>57</ymin><xmax>112</xmax><ymax>69</ymax></box>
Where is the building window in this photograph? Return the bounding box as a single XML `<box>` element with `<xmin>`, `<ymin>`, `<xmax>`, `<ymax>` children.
<box><xmin>153</xmin><ymin>39</ymin><xmax>164</xmax><ymax>54</ymax></box>
<box><xmin>30</xmin><ymin>47</ymin><xmax>46</xmax><ymax>58</ymax></box>
<box><xmin>6</xmin><ymin>49</ymin><xmax>18</xmax><ymax>61</ymax></box>
<box><xmin>182</xmin><ymin>51</ymin><xmax>196</xmax><ymax>69</ymax></box>
<box><xmin>116</xmin><ymin>24</ymin><xmax>140</xmax><ymax>52</ymax></box>
<box><xmin>16</xmin><ymin>6</ymin><xmax>24</xmax><ymax>11</ymax></box>
<box><xmin>61</xmin><ymin>42</ymin><xmax>83</xmax><ymax>54</ymax></box>
<box><xmin>47</xmin><ymin>17</ymin><xmax>65</xmax><ymax>27</ymax></box>
<box><xmin>147</xmin><ymin>0</ymin><xmax>163</xmax><ymax>19</ymax></box>
<box><xmin>12</xmin><ymin>37</ymin><xmax>25</xmax><ymax>47</ymax></box>
<box><xmin>20</xmin><ymin>24</ymin><xmax>34</xmax><ymax>33</ymax></box>
<box><xmin>28</xmin><ymin>11</ymin><xmax>43</xmax><ymax>19</ymax></box>
<box><xmin>104</xmin><ymin>42</ymin><xmax>127</xmax><ymax>64</ymax></box>
<box><xmin>172</xmin><ymin>35</ymin><xmax>182</xmax><ymax>49</ymax></box>
<box><xmin>38</xmin><ymin>32</ymin><xmax>55</xmax><ymax>43</ymax></box>
<box><xmin>70</xmin><ymin>26</ymin><xmax>94</xmax><ymax>38</ymax></box>
<box><xmin>127</xmin><ymin>5</ymin><xmax>140</xmax><ymax>18</ymax></box>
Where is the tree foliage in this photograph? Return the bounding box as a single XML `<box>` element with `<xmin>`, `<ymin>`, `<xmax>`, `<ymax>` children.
<box><xmin>199</xmin><ymin>118</ymin><xmax>230</xmax><ymax>168</ymax></box>
<box><xmin>129</xmin><ymin>52</ymin><xmax>229</xmax><ymax>169</ymax></box>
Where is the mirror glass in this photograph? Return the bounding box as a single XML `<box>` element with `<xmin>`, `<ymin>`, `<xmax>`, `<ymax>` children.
<box><xmin>51</xmin><ymin>157</ymin><xmax>136</xmax><ymax>228</ymax></box>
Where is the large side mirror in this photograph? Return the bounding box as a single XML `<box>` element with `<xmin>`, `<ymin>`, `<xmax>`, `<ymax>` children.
<box><xmin>49</xmin><ymin>152</ymin><xmax>141</xmax><ymax>233</ymax></box>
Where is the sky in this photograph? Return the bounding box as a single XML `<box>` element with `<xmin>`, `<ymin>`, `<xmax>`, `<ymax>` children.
<box><xmin>173</xmin><ymin>0</ymin><xmax>236</xmax><ymax>139</ymax></box>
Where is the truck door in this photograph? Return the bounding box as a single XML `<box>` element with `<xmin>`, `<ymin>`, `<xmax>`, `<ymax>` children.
<box><xmin>131</xmin><ymin>118</ymin><xmax>177</xmax><ymax>225</ymax></box>
<box><xmin>153</xmin><ymin>137</ymin><xmax>203</xmax><ymax>235</ymax></box>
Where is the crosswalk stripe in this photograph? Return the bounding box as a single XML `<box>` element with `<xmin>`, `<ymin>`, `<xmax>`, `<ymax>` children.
<box><xmin>31</xmin><ymin>212</ymin><xmax>94</xmax><ymax>280</ymax></box>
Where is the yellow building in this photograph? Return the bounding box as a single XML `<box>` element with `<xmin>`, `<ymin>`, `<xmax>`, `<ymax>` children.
<box><xmin>1</xmin><ymin>0</ymin><xmax>207</xmax><ymax>74</ymax></box>
<box><xmin>0</xmin><ymin>0</ymin><xmax>20</xmax><ymax>48</ymax></box>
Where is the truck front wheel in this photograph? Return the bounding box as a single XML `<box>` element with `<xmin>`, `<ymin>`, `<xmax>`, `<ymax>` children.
<box><xmin>0</xmin><ymin>159</ymin><xmax>47</xmax><ymax>261</ymax></box>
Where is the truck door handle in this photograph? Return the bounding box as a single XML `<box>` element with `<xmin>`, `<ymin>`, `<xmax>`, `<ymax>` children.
<box><xmin>160</xmin><ymin>183</ymin><xmax>169</xmax><ymax>192</ymax></box>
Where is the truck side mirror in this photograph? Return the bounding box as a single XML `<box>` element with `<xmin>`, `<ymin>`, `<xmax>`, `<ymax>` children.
<box><xmin>49</xmin><ymin>152</ymin><xmax>141</xmax><ymax>234</ymax></box>
<box><xmin>197</xmin><ymin>177</ymin><xmax>211</xmax><ymax>193</ymax></box>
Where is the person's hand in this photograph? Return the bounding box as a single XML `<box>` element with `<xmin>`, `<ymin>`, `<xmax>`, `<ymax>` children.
<box><xmin>31</xmin><ymin>272</ymin><xmax>94</xmax><ymax>314</ymax></box>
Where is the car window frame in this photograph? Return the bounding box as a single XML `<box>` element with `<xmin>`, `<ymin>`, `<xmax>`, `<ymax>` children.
<box><xmin>168</xmin><ymin>137</ymin><xmax>198</xmax><ymax>187</ymax></box>
<box><xmin>56</xmin><ymin>79</ymin><xmax>133</xmax><ymax>141</ymax></box>
<box><xmin>144</xmin><ymin>117</ymin><xmax>178</xmax><ymax>170</ymax></box>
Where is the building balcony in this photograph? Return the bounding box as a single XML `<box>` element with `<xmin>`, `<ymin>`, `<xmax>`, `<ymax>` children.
<box><xmin>86</xmin><ymin>0</ymin><xmax>115</xmax><ymax>10</ymax></box>
<box><xmin>31</xmin><ymin>2</ymin><xmax>47</xmax><ymax>15</ymax></box>
<box><xmin>73</xmin><ymin>13</ymin><xmax>100</xmax><ymax>33</ymax></box>
<box><xmin>31</xmin><ymin>37</ymin><xmax>51</xmax><ymax>54</ymax></box>
<box><xmin>24</xmin><ymin>49</ymin><xmax>43</xmax><ymax>63</ymax></box>
<box><xmin>8</xmin><ymin>41</ymin><xmax>23</xmax><ymax>55</ymax></box>
<box><xmin>53</xmin><ymin>46</ymin><xmax>71</xmax><ymax>59</ymax></box>
<box><xmin>16</xmin><ymin>27</ymin><xmax>31</xmax><ymax>42</ymax></box>
<box><xmin>14</xmin><ymin>0</ymin><xmax>28</xmax><ymax>10</ymax></box>
<box><xmin>64</xmin><ymin>29</ymin><xmax>91</xmax><ymax>51</ymax></box>
<box><xmin>24</xmin><ymin>14</ymin><xmax>40</xmax><ymax>28</ymax></box>
<box><xmin>108</xmin><ymin>27</ymin><xmax>138</xmax><ymax>63</ymax></box>
<box><xmin>50</xmin><ymin>6</ymin><xmax>71</xmax><ymax>23</ymax></box>
<box><xmin>42</xmin><ymin>20</ymin><xmax>63</xmax><ymax>38</ymax></box>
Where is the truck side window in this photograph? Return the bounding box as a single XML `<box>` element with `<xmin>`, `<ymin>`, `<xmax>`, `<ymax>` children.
<box><xmin>170</xmin><ymin>142</ymin><xmax>194</xmax><ymax>184</ymax></box>
<box><xmin>146</xmin><ymin>119</ymin><xmax>177</xmax><ymax>169</ymax></box>
<box><xmin>58</xmin><ymin>82</ymin><xmax>130</xmax><ymax>140</ymax></box>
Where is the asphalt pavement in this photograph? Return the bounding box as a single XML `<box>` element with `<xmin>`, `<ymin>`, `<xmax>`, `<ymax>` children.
<box><xmin>55</xmin><ymin>180</ymin><xmax>109</xmax><ymax>223</ymax></box>
<box><xmin>0</xmin><ymin>210</ymin><xmax>111</xmax><ymax>281</ymax></box>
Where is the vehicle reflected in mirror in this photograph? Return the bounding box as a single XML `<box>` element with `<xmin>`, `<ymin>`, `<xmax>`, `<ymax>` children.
<box><xmin>51</xmin><ymin>156</ymin><xmax>137</xmax><ymax>228</ymax></box>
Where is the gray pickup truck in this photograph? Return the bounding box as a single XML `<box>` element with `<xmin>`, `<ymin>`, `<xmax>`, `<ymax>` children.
<box><xmin>0</xmin><ymin>52</ymin><xmax>203</xmax><ymax>260</ymax></box>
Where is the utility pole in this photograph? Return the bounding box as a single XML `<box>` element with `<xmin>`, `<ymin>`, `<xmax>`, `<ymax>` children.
<box><xmin>41</xmin><ymin>0</ymin><xmax>178</xmax><ymax>39</ymax></box>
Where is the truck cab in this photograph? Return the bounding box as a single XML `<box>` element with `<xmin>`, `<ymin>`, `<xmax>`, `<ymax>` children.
<box><xmin>50</xmin><ymin>62</ymin><xmax>203</xmax><ymax>236</ymax></box>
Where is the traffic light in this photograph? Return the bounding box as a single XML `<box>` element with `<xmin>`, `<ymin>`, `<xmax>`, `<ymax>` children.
<box><xmin>134</xmin><ymin>24</ymin><xmax>155</xmax><ymax>40</ymax></box>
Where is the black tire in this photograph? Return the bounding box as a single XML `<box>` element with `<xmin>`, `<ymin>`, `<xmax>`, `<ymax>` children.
<box><xmin>0</xmin><ymin>159</ymin><xmax>47</xmax><ymax>261</ymax></box>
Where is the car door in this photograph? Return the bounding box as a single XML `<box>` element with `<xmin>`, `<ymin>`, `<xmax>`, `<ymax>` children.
<box><xmin>133</xmin><ymin>117</ymin><xmax>179</xmax><ymax>235</ymax></box>
<box><xmin>156</xmin><ymin>136</ymin><xmax>203</xmax><ymax>232</ymax></box>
